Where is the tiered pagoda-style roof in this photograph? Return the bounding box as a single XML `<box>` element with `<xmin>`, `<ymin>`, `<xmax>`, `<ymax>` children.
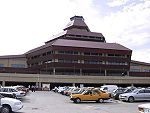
<box><xmin>45</xmin><ymin>16</ymin><xmax>106</xmax><ymax>44</ymax></box>
<box><xmin>26</xmin><ymin>16</ymin><xmax>131</xmax><ymax>54</ymax></box>
<box><xmin>63</xmin><ymin>16</ymin><xmax>90</xmax><ymax>31</ymax></box>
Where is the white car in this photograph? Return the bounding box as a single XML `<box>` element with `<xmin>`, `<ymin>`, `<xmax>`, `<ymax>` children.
<box><xmin>57</xmin><ymin>86</ymin><xmax>67</xmax><ymax>93</ymax></box>
<box><xmin>138</xmin><ymin>103</ymin><xmax>150</xmax><ymax>113</ymax></box>
<box><xmin>0</xmin><ymin>94</ymin><xmax>23</xmax><ymax>113</ymax></box>
<box><xmin>0</xmin><ymin>87</ymin><xmax>26</xmax><ymax>99</ymax></box>
<box><xmin>100</xmin><ymin>85</ymin><xmax>118</xmax><ymax>93</ymax></box>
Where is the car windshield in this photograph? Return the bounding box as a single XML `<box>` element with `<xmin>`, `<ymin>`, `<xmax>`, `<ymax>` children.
<box><xmin>132</xmin><ymin>89</ymin><xmax>139</xmax><ymax>93</ymax></box>
<box><xmin>82</xmin><ymin>90</ymin><xmax>89</xmax><ymax>94</ymax></box>
<box><xmin>74</xmin><ymin>88</ymin><xmax>80</xmax><ymax>92</ymax></box>
<box><xmin>114</xmin><ymin>88</ymin><xmax>126</xmax><ymax>93</ymax></box>
<box><xmin>10</xmin><ymin>88</ymin><xmax>17</xmax><ymax>92</ymax></box>
<box><xmin>124</xmin><ymin>87</ymin><xmax>136</xmax><ymax>93</ymax></box>
<box><xmin>79</xmin><ymin>89</ymin><xmax>85</xmax><ymax>93</ymax></box>
<box><xmin>124</xmin><ymin>89</ymin><xmax>131</xmax><ymax>93</ymax></box>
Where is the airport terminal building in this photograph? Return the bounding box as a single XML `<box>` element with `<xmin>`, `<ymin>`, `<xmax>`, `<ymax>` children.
<box><xmin>0</xmin><ymin>16</ymin><xmax>150</xmax><ymax>88</ymax></box>
<box><xmin>25</xmin><ymin>16</ymin><xmax>132</xmax><ymax>76</ymax></box>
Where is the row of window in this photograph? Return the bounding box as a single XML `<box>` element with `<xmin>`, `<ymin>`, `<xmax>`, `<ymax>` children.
<box><xmin>66</xmin><ymin>34</ymin><xmax>105</xmax><ymax>41</ymax></box>
<box><xmin>58</xmin><ymin>51</ymin><xmax>78</xmax><ymax>55</ymax></box>
<box><xmin>57</xmin><ymin>51</ymin><xmax>128</xmax><ymax>57</ymax></box>
<box><xmin>84</xmin><ymin>60</ymin><xmax>103</xmax><ymax>64</ymax></box>
<box><xmin>107</xmin><ymin>62</ymin><xmax>128</xmax><ymax>65</ymax></box>
<box><xmin>107</xmin><ymin>54</ymin><xmax>127</xmax><ymax>58</ymax></box>
<box><xmin>0</xmin><ymin>64</ymin><xmax>25</xmax><ymax>68</ymax></box>
<box><xmin>30</xmin><ymin>50</ymin><xmax>129</xmax><ymax>60</ymax></box>
<box><xmin>58</xmin><ymin>59</ymin><xmax>78</xmax><ymax>63</ymax></box>
<box><xmin>11</xmin><ymin>64</ymin><xmax>26</xmax><ymax>68</ymax></box>
<box><xmin>57</xmin><ymin>59</ymin><xmax>103</xmax><ymax>64</ymax></box>
<box><xmin>0</xmin><ymin>64</ymin><xmax>4</xmax><ymax>67</ymax></box>
<box><xmin>130</xmin><ymin>69</ymin><xmax>150</xmax><ymax>72</ymax></box>
<box><xmin>29</xmin><ymin>59</ymin><xmax>128</xmax><ymax>66</ymax></box>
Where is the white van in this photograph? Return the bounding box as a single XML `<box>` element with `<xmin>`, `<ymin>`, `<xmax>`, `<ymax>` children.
<box><xmin>100</xmin><ymin>85</ymin><xmax>118</xmax><ymax>93</ymax></box>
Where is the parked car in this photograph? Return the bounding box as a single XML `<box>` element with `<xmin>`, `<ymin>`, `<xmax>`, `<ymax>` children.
<box><xmin>0</xmin><ymin>92</ymin><xmax>16</xmax><ymax>98</ymax></box>
<box><xmin>52</xmin><ymin>87</ymin><xmax>59</xmax><ymax>92</ymax></box>
<box><xmin>0</xmin><ymin>94</ymin><xmax>23</xmax><ymax>113</ymax></box>
<box><xmin>57</xmin><ymin>86</ymin><xmax>69</xmax><ymax>94</ymax></box>
<box><xmin>119</xmin><ymin>88</ymin><xmax>150</xmax><ymax>102</ymax></box>
<box><xmin>100</xmin><ymin>85</ymin><xmax>118</xmax><ymax>94</ymax></box>
<box><xmin>70</xmin><ymin>89</ymin><xmax>111</xmax><ymax>103</ymax></box>
<box><xmin>63</xmin><ymin>87</ymin><xmax>76</xmax><ymax>96</ymax></box>
<box><xmin>0</xmin><ymin>87</ymin><xmax>26</xmax><ymax>99</ymax></box>
<box><xmin>71</xmin><ymin>88</ymin><xmax>86</xmax><ymax>95</ymax></box>
<box><xmin>138</xmin><ymin>103</ymin><xmax>150</xmax><ymax>113</ymax></box>
<box><xmin>13</xmin><ymin>85</ymin><xmax>29</xmax><ymax>94</ymax></box>
<box><xmin>112</xmin><ymin>86</ymin><xmax>136</xmax><ymax>100</ymax></box>
<box><xmin>112</xmin><ymin>88</ymin><xmax>126</xmax><ymax>100</ymax></box>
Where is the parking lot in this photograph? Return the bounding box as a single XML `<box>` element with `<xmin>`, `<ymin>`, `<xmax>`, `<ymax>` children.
<box><xmin>16</xmin><ymin>91</ymin><xmax>150</xmax><ymax>113</ymax></box>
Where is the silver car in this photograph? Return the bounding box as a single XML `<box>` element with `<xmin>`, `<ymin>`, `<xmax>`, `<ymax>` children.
<box><xmin>119</xmin><ymin>88</ymin><xmax>150</xmax><ymax>102</ymax></box>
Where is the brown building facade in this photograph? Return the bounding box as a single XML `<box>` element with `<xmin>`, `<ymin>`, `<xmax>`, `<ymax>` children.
<box><xmin>25</xmin><ymin>16</ymin><xmax>132</xmax><ymax>76</ymax></box>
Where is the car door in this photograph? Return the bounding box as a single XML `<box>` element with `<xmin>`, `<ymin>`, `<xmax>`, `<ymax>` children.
<box><xmin>82</xmin><ymin>90</ymin><xmax>93</xmax><ymax>101</ymax></box>
<box><xmin>144</xmin><ymin>89</ymin><xmax>150</xmax><ymax>100</ymax></box>
<box><xmin>135</xmin><ymin>89</ymin><xmax>146</xmax><ymax>101</ymax></box>
<box><xmin>9</xmin><ymin>88</ymin><xmax>17</xmax><ymax>96</ymax></box>
<box><xmin>91</xmin><ymin>90</ymin><xmax>100</xmax><ymax>100</ymax></box>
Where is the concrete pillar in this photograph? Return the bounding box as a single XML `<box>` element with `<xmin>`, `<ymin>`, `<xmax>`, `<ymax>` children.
<box><xmin>80</xmin><ymin>84</ymin><xmax>84</xmax><ymax>88</ymax></box>
<box><xmin>35</xmin><ymin>82</ymin><xmax>42</xmax><ymax>90</ymax></box>
<box><xmin>53</xmin><ymin>68</ymin><xmax>56</xmax><ymax>75</ymax></box>
<box><xmin>80</xmin><ymin>69</ymin><xmax>82</xmax><ymax>75</ymax></box>
<box><xmin>49</xmin><ymin>83</ymin><xmax>51</xmax><ymax>90</ymax></box>
<box><xmin>39</xmin><ymin>82</ymin><xmax>42</xmax><ymax>89</ymax></box>
<box><xmin>72</xmin><ymin>83</ymin><xmax>75</xmax><ymax>87</ymax></box>
<box><xmin>36</xmin><ymin>82</ymin><xmax>38</xmax><ymax>87</ymax></box>
<box><xmin>105</xmin><ymin>70</ymin><xmax>107</xmax><ymax>76</ymax></box>
<box><xmin>127</xmin><ymin>71</ymin><xmax>129</xmax><ymax>76</ymax></box>
<box><xmin>2</xmin><ymin>80</ymin><xmax>5</xmax><ymax>87</ymax></box>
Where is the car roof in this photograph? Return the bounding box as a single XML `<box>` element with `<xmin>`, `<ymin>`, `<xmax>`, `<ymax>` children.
<box><xmin>1</xmin><ymin>86</ymin><xmax>16</xmax><ymax>89</ymax></box>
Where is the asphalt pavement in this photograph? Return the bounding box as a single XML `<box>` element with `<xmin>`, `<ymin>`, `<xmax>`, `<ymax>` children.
<box><xmin>17</xmin><ymin>91</ymin><xmax>147</xmax><ymax>113</ymax></box>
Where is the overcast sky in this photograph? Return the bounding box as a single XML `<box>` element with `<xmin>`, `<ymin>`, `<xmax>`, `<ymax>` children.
<box><xmin>0</xmin><ymin>0</ymin><xmax>150</xmax><ymax>63</ymax></box>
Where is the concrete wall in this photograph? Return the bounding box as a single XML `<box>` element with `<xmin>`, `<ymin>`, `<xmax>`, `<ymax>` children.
<box><xmin>0</xmin><ymin>73</ymin><xmax>150</xmax><ymax>85</ymax></box>
<box><xmin>130</xmin><ymin>64</ymin><xmax>150</xmax><ymax>72</ymax></box>
<box><xmin>0</xmin><ymin>58</ymin><xmax>27</xmax><ymax>68</ymax></box>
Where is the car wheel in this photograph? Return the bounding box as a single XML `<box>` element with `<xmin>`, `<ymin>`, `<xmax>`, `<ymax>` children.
<box><xmin>128</xmin><ymin>96</ymin><xmax>134</xmax><ymax>103</ymax></box>
<box><xmin>115</xmin><ymin>94</ymin><xmax>119</xmax><ymax>100</ymax></box>
<box><xmin>1</xmin><ymin>106</ymin><xmax>11</xmax><ymax>113</ymax></box>
<box><xmin>75</xmin><ymin>98</ymin><xmax>81</xmax><ymax>103</ymax></box>
<box><xmin>98</xmin><ymin>98</ymin><xmax>104</xmax><ymax>103</ymax></box>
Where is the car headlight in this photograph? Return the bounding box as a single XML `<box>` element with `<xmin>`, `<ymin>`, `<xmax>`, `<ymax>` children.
<box><xmin>14</xmin><ymin>102</ymin><xmax>22</xmax><ymax>105</ymax></box>
<box><xmin>123</xmin><ymin>96</ymin><xmax>127</xmax><ymax>98</ymax></box>
<box><xmin>70</xmin><ymin>95</ymin><xmax>76</xmax><ymax>98</ymax></box>
<box><xmin>120</xmin><ymin>95</ymin><xmax>127</xmax><ymax>98</ymax></box>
